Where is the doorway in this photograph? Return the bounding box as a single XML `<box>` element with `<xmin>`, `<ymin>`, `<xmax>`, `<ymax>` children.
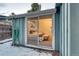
<box><xmin>27</xmin><ymin>17</ymin><xmax>38</xmax><ymax>46</ymax></box>
<box><xmin>27</xmin><ymin>15</ymin><xmax>54</xmax><ymax>48</ymax></box>
<box><xmin>38</xmin><ymin>16</ymin><xmax>53</xmax><ymax>48</ymax></box>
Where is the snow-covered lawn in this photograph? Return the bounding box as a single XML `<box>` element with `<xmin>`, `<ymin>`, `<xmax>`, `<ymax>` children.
<box><xmin>0</xmin><ymin>39</ymin><xmax>52</xmax><ymax>56</ymax></box>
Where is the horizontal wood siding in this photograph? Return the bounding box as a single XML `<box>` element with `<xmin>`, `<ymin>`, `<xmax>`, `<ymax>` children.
<box><xmin>0</xmin><ymin>24</ymin><xmax>12</xmax><ymax>41</ymax></box>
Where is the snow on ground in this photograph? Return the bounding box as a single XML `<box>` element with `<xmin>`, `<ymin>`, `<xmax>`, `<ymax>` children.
<box><xmin>0</xmin><ymin>39</ymin><xmax>52</xmax><ymax>56</ymax></box>
<box><xmin>0</xmin><ymin>38</ymin><xmax>12</xmax><ymax>44</ymax></box>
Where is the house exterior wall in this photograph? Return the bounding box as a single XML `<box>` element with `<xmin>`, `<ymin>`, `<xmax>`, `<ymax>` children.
<box><xmin>55</xmin><ymin>4</ymin><xmax>61</xmax><ymax>51</ymax></box>
<box><xmin>12</xmin><ymin>4</ymin><xmax>72</xmax><ymax>56</ymax></box>
<box><xmin>0</xmin><ymin>15</ymin><xmax>12</xmax><ymax>41</ymax></box>
<box><xmin>61</xmin><ymin>3</ymin><xmax>67</xmax><ymax>56</ymax></box>
<box><xmin>12</xmin><ymin>3</ymin><xmax>79</xmax><ymax>56</ymax></box>
<box><xmin>55</xmin><ymin>3</ymin><xmax>70</xmax><ymax>56</ymax></box>
<box><xmin>0</xmin><ymin>23</ymin><xmax>12</xmax><ymax>41</ymax></box>
<box><xmin>12</xmin><ymin>17</ymin><xmax>25</xmax><ymax>45</ymax></box>
<box><xmin>11</xmin><ymin>9</ymin><xmax>56</xmax><ymax>50</ymax></box>
<box><xmin>61</xmin><ymin>3</ymin><xmax>70</xmax><ymax>56</ymax></box>
<box><xmin>70</xmin><ymin>3</ymin><xmax>79</xmax><ymax>56</ymax></box>
<box><xmin>0</xmin><ymin>15</ymin><xmax>6</xmax><ymax>21</ymax></box>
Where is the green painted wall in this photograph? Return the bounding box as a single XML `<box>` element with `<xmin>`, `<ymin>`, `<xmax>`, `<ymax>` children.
<box><xmin>55</xmin><ymin>3</ymin><xmax>62</xmax><ymax>53</ymax></box>
<box><xmin>70</xmin><ymin>3</ymin><xmax>79</xmax><ymax>56</ymax></box>
<box><xmin>55</xmin><ymin>3</ymin><xmax>70</xmax><ymax>56</ymax></box>
<box><xmin>12</xmin><ymin>17</ymin><xmax>25</xmax><ymax>45</ymax></box>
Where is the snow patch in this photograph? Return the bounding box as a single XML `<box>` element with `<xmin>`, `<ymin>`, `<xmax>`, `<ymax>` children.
<box><xmin>0</xmin><ymin>38</ymin><xmax>52</xmax><ymax>56</ymax></box>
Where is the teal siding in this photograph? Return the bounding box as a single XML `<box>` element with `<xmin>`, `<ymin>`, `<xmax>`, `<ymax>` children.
<box><xmin>70</xmin><ymin>3</ymin><xmax>79</xmax><ymax>56</ymax></box>
<box><xmin>19</xmin><ymin>18</ymin><xmax>25</xmax><ymax>45</ymax></box>
<box><xmin>60</xmin><ymin>4</ymin><xmax>70</xmax><ymax>56</ymax></box>
<box><xmin>55</xmin><ymin>3</ymin><xmax>70</xmax><ymax>56</ymax></box>
<box><xmin>55</xmin><ymin>4</ymin><xmax>62</xmax><ymax>55</ymax></box>
<box><xmin>12</xmin><ymin>17</ymin><xmax>25</xmax><ymax>45</ymax></box>
<box><xmin>55</xmin><ymin>9</ymin><xmax>60</xmax><ymax>51</ymax></box>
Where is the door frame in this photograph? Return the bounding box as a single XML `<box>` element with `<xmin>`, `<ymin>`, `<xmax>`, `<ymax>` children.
<box><xmin>27</xmin><ymin>17</ymin><xmax>39</xmax><ymax>46</ymax></box>
<box><xmin>25</xmin><ymin>14</ymin><xmax>56</xmax><ymax>50</ymax></box>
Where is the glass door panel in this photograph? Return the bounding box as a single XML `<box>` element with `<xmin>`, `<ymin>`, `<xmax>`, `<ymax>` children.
<box><xmin>27</xmin><ymin>17</ymin><xmax>39</xmax><ymax>46</ymax></box>
<box><xmin>27</xmin><ymin>16</ymin><xmax>53</xmax><ymax>49</ymax></box>
<box><xmin>38</xmin><ymin>16</ymin><xmax>53</xmax><ymax>48</ymax></box>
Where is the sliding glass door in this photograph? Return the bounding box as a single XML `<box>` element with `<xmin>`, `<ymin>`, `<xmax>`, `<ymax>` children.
<box><xmin>38</xmin><ymin>16</ymin><xmax>53</xmax><ymax>48</ymax></box>
<box><xmin>27</xmin><ymin>15</ymin><xmax>53</xmax><ymax>48</ymax></box>
<box><xmin>27</xmin><ymin>17</ymin><xmax>39</xmax><ymax>46</ymax></box>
